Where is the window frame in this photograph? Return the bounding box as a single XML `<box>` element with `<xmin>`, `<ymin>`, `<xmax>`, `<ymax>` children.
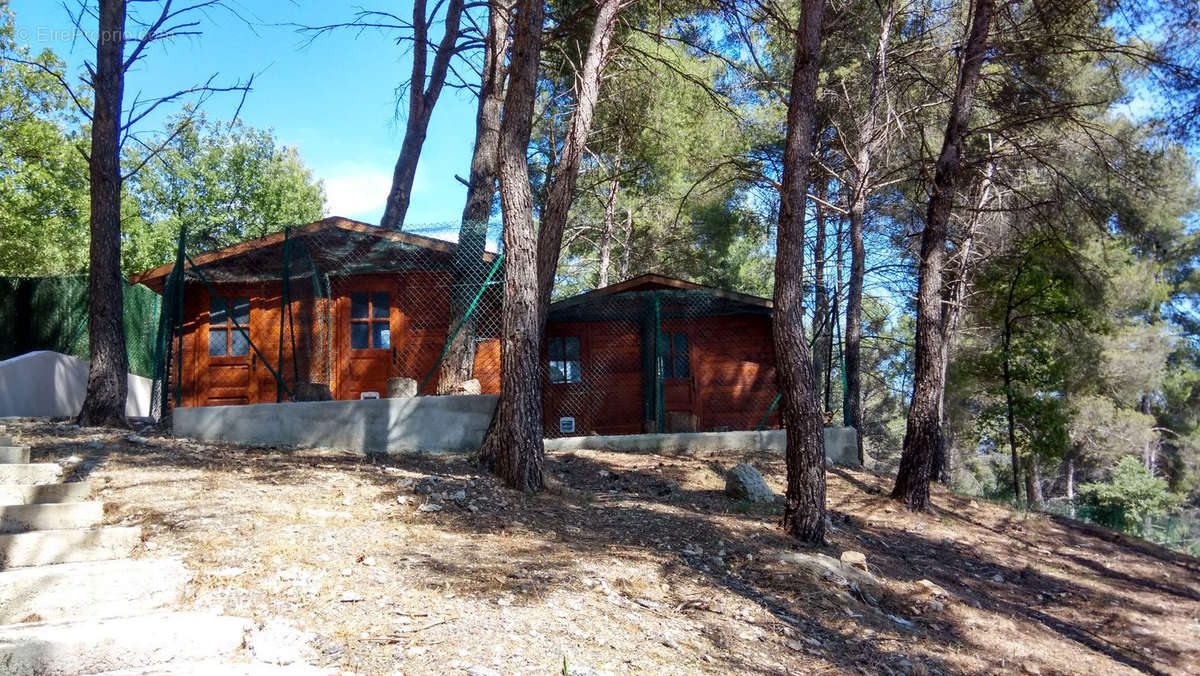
<box><xmin>208</xmin><ymin>296</ymin><xmax>250</xmax><ymax>358</ymax></box>
<box><xmin>547</xmin><ymin>335</ymin><xmax>582</xmax><ymax>384</ymax></box>
<box><xmin>659</xmin><ymin>330</ymin><xmax>690</xmax><ymax>380</ymax></box>
<box><xmin>349</xmin><ymin>291</ymin><xmax>391</xmax><ymax>351</ymax></box>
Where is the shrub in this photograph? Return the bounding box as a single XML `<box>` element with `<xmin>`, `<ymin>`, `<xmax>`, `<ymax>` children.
<box><xmin>1077</xmin><ymin>456</ymin><xmax>1182</xmax><ymax>532</ymax></box>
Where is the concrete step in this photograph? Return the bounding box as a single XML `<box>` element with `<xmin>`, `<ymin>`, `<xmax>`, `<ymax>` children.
<box><xmin>0</xmin><ymin>611</ymin><xmax>250</xmax><ymax>676</ymax></box>
<box><xmin>0</xmin><ymin>463</ymin><xmax>61</xmax><ymax>485</ymax></box>
<box><xmin>96</xmin><ymin>661</ymin><xmax>334</xmax><ymax>675</ymax></box>
<box><xmin>0</xmin><ymin>446</ymin><xmax>30</xmax><ymax>464</ymax></box>
<box><xmin>0</xmin><ymin>526</ymin><xmax>140</xmax><ymax>569</ymax></box>
<box><xmin>0</xmin><ymin>435</ymin><xmax>15</xmax><ymax>448</ymax></box>
<box><xmin>0</xmin><ymin>557</ymin><xmax>189</xmax><ymax>624</ymax></box>
<box><xmin>0</xmin><ymin>502</ymin><xmax>103</xmax><ymax>534</ymax></box>
<box><xmin>0</xmin><ymin>481</ymin><xmax>91</xmax><ymax>506</ymax></box>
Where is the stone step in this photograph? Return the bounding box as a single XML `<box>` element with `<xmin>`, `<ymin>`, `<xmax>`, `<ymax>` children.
<box><xmin>0</xmin><ymin>481</ymin><xmax>91</xmax><ymax>506</ymax></box>
<box><xmin>0</xmin><ymin>501</ymin><xmax>103</xmax><ymax>534</ymax></box>
<box><xmin>0</xmin><ymin>526</ymin><xmax>141</xmax><ymax>569</ymax></box>
<box><xmin>0</xmin><ymin>463</ymin><xmax>61</xmax><ymax>485</ymax></box>
<box><xmin>0</xmin><ymin>446</ymin><xmax>30</xmax><ymax>464</ymax></box>
<box><xmin>0</xmin><ymin>611</ymin><xmax>250</xmax><ymax>676</ymax></box>
<box><xmin>0</xmin><ymin>435</ymin><xmax>14</xmax><ymax>447</ymax></box>
<box><xmin>96</xmin><ymin>661</ymin><xmax>334</xmax><ymax>675</ymax></box>
<box><xmin>0</xmin><ymin>558</ymin><xmax>189</xmax><ymax>624</ymax></box>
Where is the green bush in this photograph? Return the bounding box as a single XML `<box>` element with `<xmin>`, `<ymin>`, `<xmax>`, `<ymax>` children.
<box><xmin>1077</xmin><ymin>456</ymin><xmax>1183</xmax><ymax>532</ymax></box>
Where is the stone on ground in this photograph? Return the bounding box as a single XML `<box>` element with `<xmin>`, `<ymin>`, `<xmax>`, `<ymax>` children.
<box><xmin>840</xmin><ymin>550</ymin><xmax>868</xmax><ymax>571</ymax></box>
<box><xmin>0</xmin><ymin>558</ymin><xmax>190</xmax><ymax>624</ymax></box>
<box><xmin>0</xmin><ymin>463</ymin><xmax>61</xmax><ymax>486</ymax></box>
<box><xmin>247</xmin><ymin>619</ymin><xmax>318</xmax><ymax>666</ymax></box>
<box><xmin>95</xmin><ymin>661</ymin><xmax>336</xmax><ymax>675</ymax></box>
<box><xmin>0</xmin><ymin>611</ymin><xmax>251</xmax><ymax>676</ymax></box>
<box><xmin>0</xmin><ymin>501</ymin><xmax>103</xmax><ymax>533</ymax></box>
<box><xmin>0</xmin><ymin>481</ymin><xmax>91</xmax><ymax>506</ymax></box>
<box><xmin>724</xmin><ymin>463</ymin><xmax>774</xmax><ymax>502</ymax></box>
<box><xmin>775</xmin><ymin>551</ymin><xmax>883</xmax><ymax>599</ymax></box>
<box><xmin>0</xmin><ymin>525</ymin><xmax>141</xmax><ymax>568</ymax></box>
<box><xmin>0</xmin><ymin>446</ymin><xmax>30</xmax><ymax>464</ymax></box>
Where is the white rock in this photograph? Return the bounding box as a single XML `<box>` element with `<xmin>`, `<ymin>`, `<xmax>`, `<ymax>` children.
<box><xmin>249</xmin><ymin>619</ymin><xmax>317</xmax><ymax>665</ymax></box>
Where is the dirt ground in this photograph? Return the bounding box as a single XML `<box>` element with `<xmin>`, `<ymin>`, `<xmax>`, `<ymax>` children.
<box><xmin>15</xmin><ymin>420</ymin><xmax>1200</xmax><ymax>675</ymax></box>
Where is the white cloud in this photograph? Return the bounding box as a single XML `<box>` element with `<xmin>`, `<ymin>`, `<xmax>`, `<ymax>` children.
<box><xmin>321</xmin><ymin>163</ymin><xmax>394</xmax><ymax>222</ymax></box>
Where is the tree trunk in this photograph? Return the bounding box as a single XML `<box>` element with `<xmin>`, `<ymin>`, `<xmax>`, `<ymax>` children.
<box><xmin>844</xmin><ymin>0</ymin><xmax>896</xmax><ymax>465</ymax></box>
<box><xmin>811</xmin><ymin>176</ymin><xmax>830</xmax><ymax>407</ymax></box>
<box><xmin>1024</xmin><ymin>454</ymin><xmax>1044</xmax><ymax>509</ymax></box>
<box><xmin>891</xmin><ymin>0</ymin><xmax>994</xmax><ymax>511</ymax></box>
<box><xmin>597</xmin><ymin>164</ymin><xmax>620</xmax><ymax>289</ymax></box>
<box><xmin>437</xmin><ymin>0</ymin><xmax>509</xmax><ymax>394</ymax></box>
<box><xmin>78</xmin><ymin>0</ymin><xmax>129</xmax><ymax>428</ymax></box>
<box><xmin>477</xmin><ymin>0</ymin><xmax>545</xmax><ymax>492</ymax></box>
<box><xmin>534</xmin><ymin>0</ymin><xmax>621</xmax><ymax>320</ymax></box>
<box><xmin>379</xmin><ymin>0</ymin><xmax>465</xmax><ymax>230</ymax></box>
<box><xmin>774</xmin><ymin>0</ymin><xmax>827</xmax><ymax>543</ymax></box>
<box><xmin>618</xmin><ymin>207</ymin><xmax>634</xmax><ymax>280</ymax></box>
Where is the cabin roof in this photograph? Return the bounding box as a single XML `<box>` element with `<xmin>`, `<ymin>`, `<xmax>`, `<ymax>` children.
<box><xmin>130</xmin><ymin>216</ymin><xmax>497</xmax><ymax>293</ymax></box>
<box><xmin>548</xmin><ymin>273</ymin><xmax>772</xmax><ymax>323</ymax></box>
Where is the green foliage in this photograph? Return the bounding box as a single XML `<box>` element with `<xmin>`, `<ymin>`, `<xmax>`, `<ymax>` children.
<box><xmin>0</xmin><ymin>5</ymin><xmax>90</xmax><ymax>275</ymax></box>
<box><xmin>1077</xmin><ymin>456</ymin><xmax>1183</xmax><ymax>531</ymax></box>
<box><xmin>125</xmin><ymin>111</ymin><xmax>326</xmax><ymax>273</ymax></box>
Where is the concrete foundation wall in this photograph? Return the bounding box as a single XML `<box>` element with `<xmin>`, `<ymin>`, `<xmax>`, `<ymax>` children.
<box><xmin>544</xmin><ymin>426</ymin><xmax>861</xmax><ymax>465</ymax></box>
<box><xmin>172</xmin><ymin>395</ymin><xmax>500</xmax><ymax>454</ymax></box>
<box><xmin>0</xmin><ymin>351</ymin><xmax>152</xmax><ymax>419</ymax></box>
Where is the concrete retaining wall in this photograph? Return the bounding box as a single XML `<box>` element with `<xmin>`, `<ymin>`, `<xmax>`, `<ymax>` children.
<box><xmin>172</xmin><ymin>395</ymin><xmax>499</xmax><ymax>454</ymax></box>
<box><xmin>544</xmin><ymin>426</ymin><xmax>861</xmax><ymax>465</ymax></box>
<box><xmin>0</xmin><ymin>351</ymin><xmax>152</xmax><ymax>419</ymax></box>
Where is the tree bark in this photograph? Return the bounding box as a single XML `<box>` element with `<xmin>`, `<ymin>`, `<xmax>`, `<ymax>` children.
<box><xmin>478</xmin><ymin>0</ymin><xmax>545</xmax><ymax>492</ymax></box>
<box><xmin>78</xmin><ymin>0</ymin><xmax>129</xmax><ymax>428</ymax></box>
<box><xmin>597</xmin><ymin>154</ymin><xmax>621</xmax><ymax>289</ymax></box>
<box><xmin>437</xmin><ymin>0</ymin><xmax>510</xmax><ymax>394</ymax></box>
<box><xmin>811</xmin><ymin>175</ymin><xmax>830</xmax><ymax>409</ymax></box>
<box><xmin>534</xmin><ymin>0</ymin><xmax>621</xmax><ymax>320</ymax></box>
<box><xmin>379</xmin><ymin>0</ymin><xmax>465</xmax><ymax>230</ymax></box>
<box><xmin>1024</xmin><ymin>454</ymin><xmax>1044</xmax><ymax>509</ymax></box>
<box><xmin>892</xmin><ymin>0</ymin><xmax>995</xmax><ymax>511</ymax></box>
<box><xmin>844</xmin><ymin>0</ymin><xmax>896</xmax><ymax>465</ymax></box>
<box><xmin>774</xmin><ymin>0</ymin><xmax>827</xmax><ymax>543</ymax></box>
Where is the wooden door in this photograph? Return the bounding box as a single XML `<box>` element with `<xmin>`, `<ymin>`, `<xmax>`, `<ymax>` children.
<box><xmin>660</xmin><ymin>327</ymin><xmax>699</xmax><ymax>432</ymax></box>
<box><xmin>336</xmin><ymin>283</ymin><xmax>397</xmax><ymax>400</ymax></box>
<box><xmin>200</xmin><ymin>294</ymin><xmax>257</xmax><ymax>406</ymax></box>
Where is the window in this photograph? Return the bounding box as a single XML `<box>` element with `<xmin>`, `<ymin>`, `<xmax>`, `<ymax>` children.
<box><xmin>350</xmin><ymin>291</ymin><xmax>390</xmax><ymax>350</ymax></box>
<box><xmin>548</xmin><ymin>336</ymin><xmax>581</xmax><ymax>383</ymax></box>
<box><xmin>659</xmin><ymin>331</ymin><xmax>689</xmax><ymax>379</ymax></box>
<box><xmin>209</xmin><ymin>297</ymin><xmax>250</xmax><ymax>357</ymax></box>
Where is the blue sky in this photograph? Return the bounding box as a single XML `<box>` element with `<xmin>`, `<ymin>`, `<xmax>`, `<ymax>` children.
<box><xmin>10</xmin><ymin>0</ymin><xmax>478</xmax><ymax>227</ymax></box>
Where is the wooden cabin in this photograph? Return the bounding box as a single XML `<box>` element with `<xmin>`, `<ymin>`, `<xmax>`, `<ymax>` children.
<box><xmin>130</xmin><ymin>217</ymin><xmax>502</xmax><ymax>407</ymax></box>
<box><xmin>132</xmin><ymin>220</ymin><xmax>780</xmax><ymax>437</ymax></box>
<box><xmin>543</xmin><ymin>275</ymin><xmax>779</xmax><ymax>436</ymax></box>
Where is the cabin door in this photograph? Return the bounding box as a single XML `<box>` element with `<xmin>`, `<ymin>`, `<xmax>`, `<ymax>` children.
<box><xmin>336</xmin><ymin>283</ymin><xmax>398</xmax><ymax>400</ymax></box>
<box><xmin>659</xmin><ymin>327</ymin><xmax>699</xmax><ymax>432</ymax></box>
<box><xmin>201</xmin><ymin>294</ymin><xmax>258</xmax><ymax>406</ymax></box>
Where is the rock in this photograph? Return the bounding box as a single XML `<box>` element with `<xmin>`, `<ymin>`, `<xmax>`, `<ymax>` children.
<box><xmin>724</xmin><ymin>463</ymin><xmax>774</xmax><ymax>502</ymax></box>
<box><xmin>887</xmin><ymin>614</ymin><xmax>914</xmax><ymax>628</ymax></box>
<box><xmin>991</xmin><ymin>573</ymin><xmax>1004</xmax><ymax>583</ymax></box>
<box><xmin>455</xmin><ymin>379</ymin><xmax>482</xmax><ymax>395</ymax></box>
<box><xmin>387</xmin><ymin>377</ymin><xmax>417</xmax><ymax>398</ymax></box>
<box><xmin>466</xmin><ymin>667</ymin><xmax>502</xmax><ymax>676</ymax></box>
<box><xmin>249</xmin><ymin>619</ymin><xmax>317</xmax><ymax>665</ymax></box>
<box><xmin>840</xmin><ymin>551</ymin><xmax>868</xmax><ymax>571</ymax></box>
<box><xmin>774</xmin><ymin>551</ymin><xmax>883</xmax><ymax>599</ymax></box>
<box><xmin>926</xmin><ymin>600</ymin><xmax>945</xmax><ymax>612</ymax></box>
<box><xmin>915</xmin><ymin>579</ymin><xmax>948</xmax><ymax>597</ymax></box>
<box><xmin>418</xmin><ymin>502</ymin><xmax>443</xmax><ymax>512</ymax></box>
<box><xmin>396</xmin><ymin>495</ymin><xmax>411</xmax><ymax>505</ymax></box>
<box><xmin>339</xmin><ymin>591</ymin><xmax>364</xmax><ymax>602</ymax></box>
<box><xmin>449</xmin><ymin>489</ymin><xmax>467</xmax><ymax>502</ymax></box>
<box><xmin>1022</xmin><ymin>662</ymin><xmax>1042</xmax><ymax>675</ymax></box>
<box><xmin>414</xmin><ymin>476</ymin><xmax>443</xmax><ymax>495</ymax></box>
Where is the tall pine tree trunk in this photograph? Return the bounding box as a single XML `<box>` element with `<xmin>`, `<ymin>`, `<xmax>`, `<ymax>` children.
<box><xmin>597</xmin><ymin>151</ymin><xmax>621</xmax><ymax>289</ymax></box>
<box><xmin>534</xmin><ymin>0</ymin><xmax>621</xmax><ymax>320</ymax></box>
<box><xmin>379</xmin><ymin>0</ymin><xmax>465</xmax><ymax>230</ymax></box>
<box><xmin>774</xmin><ymin>0</ymin><xmax>827</xmax><ymax>543</ymax></box>
<box><xmin>892</xmin><ymin>0</ymin><xmax>995</xmax><ymax>511</ymax></box>
<box><xmin>811</xmin><ymin>175</ymin><xmax>830</xmax><ymax>408</ymax></box>
<box><xmin>844</xmin><ymin>0</ymin><xmax>895</xmax><ymax>465</ymax></box>
<box><xmin>78</xmin><ymin>0</ymin><xmax>129</xmax><ymax>428</ymax></box>
<box><xmin>438</xmin><ymin>0</ymin><xmax>510</xmax><ymax>394</ymax></box>
<box><xmin>478</xmin><ymin>0</ymin><xmax>546</xmax><ymax>491</ymax></box>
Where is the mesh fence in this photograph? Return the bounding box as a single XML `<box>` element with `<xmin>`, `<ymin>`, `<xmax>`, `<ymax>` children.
<box><xmin>0</xmin><ymin>276</ymin><xmax>160</xmax><ymax>377</ymax></box>
<box><xmin>143</xmin><ymin>217</ymin><xmax>842</xmax><ymax>435</ymax></box>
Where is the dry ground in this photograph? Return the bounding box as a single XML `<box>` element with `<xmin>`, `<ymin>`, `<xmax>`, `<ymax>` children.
<box><xmin>15</xmin><ymin>420</ymin><xmax>1200</xmax><ymax>675</ymax></box>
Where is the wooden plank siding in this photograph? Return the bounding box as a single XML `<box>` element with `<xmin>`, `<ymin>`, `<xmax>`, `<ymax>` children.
<box><xmin>178</xmin><ymin>272</ymin><xmax>501</xmax><ymax>407</ymax></box>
